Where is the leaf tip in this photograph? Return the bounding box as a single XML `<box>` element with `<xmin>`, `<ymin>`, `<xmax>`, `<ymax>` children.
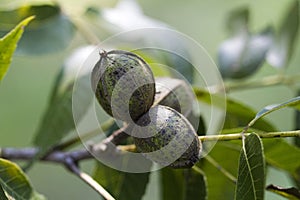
<box><xmin>21</xmin><ymin>15</ymin><xmax>35</xmax><ymax>26</ymax></box>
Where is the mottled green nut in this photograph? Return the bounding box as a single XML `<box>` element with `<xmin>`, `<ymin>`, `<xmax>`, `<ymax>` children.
<box><xmin>92</xmin><ymin>50</ymin><xmax>155</xmax><ymax>122</ymax></box>
<box><xmin>132</xmin><ymin>105</ymin><xmax>201</xmax><ymax>168</ymax></box>
<box><xmin>154</xmin><ymin>77</ymin><xmax>194</xmax><ymax>117</ymax></box>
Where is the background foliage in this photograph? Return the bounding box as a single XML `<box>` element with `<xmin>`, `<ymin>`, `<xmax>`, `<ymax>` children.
<box><xmin>0</xmin><ymin>0</ymin><xmax>300</xmax><ymax>199</ymax></box>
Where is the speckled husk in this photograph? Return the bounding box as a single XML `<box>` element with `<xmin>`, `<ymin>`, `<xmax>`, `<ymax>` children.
<box><xmin>154</xmin><ymin>77</ymin><xmax>194</xmax><ymax>117</ymax></box>
<box><xmin>92</xmin><ymin>50</ymin><xmax>155</xmax><ymax>122</ymax></box>
<box><xmin>132</xmin><ymin>105</ymin><xmax>201</xmax><ymax>168</ymax></box>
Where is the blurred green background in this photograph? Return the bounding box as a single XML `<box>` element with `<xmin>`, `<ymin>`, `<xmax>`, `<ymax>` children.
<box><xmin>0</xmin><ymin>0</ymin><xmax>299</xmax><ymax>199</ymax></box>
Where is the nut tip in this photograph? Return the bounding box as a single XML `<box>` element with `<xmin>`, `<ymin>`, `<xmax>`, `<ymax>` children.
<box><xmin>99</xmin><ymin>49</ymin><xmax>108</xmax><ymax>58</ymax></box>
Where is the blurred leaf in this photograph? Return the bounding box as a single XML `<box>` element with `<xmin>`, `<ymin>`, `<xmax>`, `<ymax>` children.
<box><xmin>197</xmin><ymin>116</ymin><xmax>206</xmax><ymax>136</ymax></box>
<box><xmin>32</xmin><ymin>46</ymin><xmax>97</xmax><ymax>163</ymax></box>
<box><xmin>264</xmin><ymin>138</ymin><xmax>300</xmax><ymax>193</ymax></box>
<box><xmin>160</xmin><ymin>167</ymin><xmax>207</xmax><ymax>200</ymax></box>
<box><xmin>296</xmin><ymin>109</ymin><xmax>300</xmax><ymax>146</ymax></box>
<box><xmin>248</xmin><ymin>96</ymin><xmax>300</xmax><ymax>128</ymax></box>
<box><xmin>134</xmin><ymin>46</ymin><xmax>194</xmax><ymax>83</ymax></box>
<box><xmin>57</xmin><ymin>0</ymin><xmax>118</xmax><ymax>15</ymax></box>
<box><xmin>160</xmin><ymin>50</ymin><xmax>194</xmax><ymax>83</ymax></box>
<box><xmin>33</xmin><ymin>75</ymin><xmax>92</xmax><ymax>158</ymax></box>
<box><xmin>294</xmin><ymin>91</ymin><xmax>300</xmax><ymax>188</ymax></box>
<box><xmin>226</xmin><ymin>6</ymin><xmax>249</xmax><ymax>34</ymax></box>
<box><xmin>267</xmin><ymin>0</ymin><xmax>299</xmax><ymax>68</ymax></box>
<box><xmin>218</xmin><ymin>26</ymin><xmax>273</xmax><ymax>79</ymax></box>
<box><xmin>31</xmin><ymin>192</ymin><xmax>46</xmax><ymax>200</ymax></box>
<box><xmin>160</xmin><ymin>168</ymin><xmax>184</xmax><ymax>199</ymax></box>
<box><xmin>154</xmin><ymin>77</ymin><xmax>194</xmax><ymax>117</ymax></box>
<box><xmin>132</xmin><ymin>51</ymin><xmax>171</xmax><ymax>78</ymax></box>
<box><xmin>0</xmin><ymin>1</ymin><xmax>52</xmax><ymax>9</ymax></box>
<box><xmin>0</xmin><ymin>4</ymin><xmax>75</xmax><ymax>55</ymax></box>
<box><xmin>93</xmin><ymin>162</ymin><xmax>150</xmax><ymax>200</ymax></box>
<box><xmin>0</xmin><ymin>16</ymin><xmax>34</xmax><ymax>81</ymax></box>
<box><xmin>198</xmin><ymin>142</ymin><xmax>240</xmax><ymax>199</ymax></box>
<box><xmin>33</xmin><ymin>84</ymin><xmax>74</xmax><ymax>150</ymax></box>
<box><xmin>0</xmin><ymin>186</ymin><xmax>8</xmax><ymax>200</ymax></box>
<box><xmin>263</xmin><ymin>138</ymin><xmax>300</xmax><ymax>176</ymax></box>
<box><xmin>187</xmin><ymin>113</ymin><xmax>206</xmax><ymax>136</ymax></box>
<box><xmin>101</xmin><ymin>0</ymin><xmax>195</xmax><ymax>83</ymax></box>
<box><xmin>0</xmin><ymin>159</ymin><xmax>45</xmax><ymax>200</ymax></box>
<box><xmin>235</xmin><ymin>133</ymin><xmax>265</xmax><ymax>200</ymax></box>
<box><xmin>266</xmin><ymin>184</ymin><xmax>300</xmax><ymax>200</ymax></box>
<box><xmin>184</xmin><ymin>167</ymin><xmax>207</xmax><ymax>200</ymax></box>
<box><xmin>296</xmin><ymin>168</ymin><xmax>300</xmax><ymax>189</ymax></box>
<box><xmin>193</xmin><ymin>88</ymin><xmax>276</xmax><ymax>131</ymax></box>
<box><xmin>295</xmin><ymin>91</ymin><xmax>300</xmax><ymax>147</ymax></box>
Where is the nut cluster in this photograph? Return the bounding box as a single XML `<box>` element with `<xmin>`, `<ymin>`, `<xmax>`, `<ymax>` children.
<box><xmin>92</xmin><ymin>49</ymin><xmax>201</xmax><ymax>168</ymax></box>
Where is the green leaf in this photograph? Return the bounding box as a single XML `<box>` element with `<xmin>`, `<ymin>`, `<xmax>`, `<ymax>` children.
<box><xmin>160</xmin><ymin>168</ymin><xmax>184</xmax><ymax>199</ymax></box>
<box><xmin>198</xmin><ymin>142</ymin><xmax>240</xmax><ymax>199</ymax></box>
<box><xmin>0</xmin><ymin>186</ymin><xmax>8</xmax><ymax>200</ymax></box>
<box><xmin>267</xmin><ymin>0</ymin><xmax>299</xmax><ymax>68</ymax></box>
<box><xmin>226</xmin><ymin>6</ymin><xmax>249</xmax><ymax>34</ymax></box>
<box><xmin>248</xmin><ymin>96</ymin><xmax>300</xmax><ymax>128</ymax></box>
<box><xmin>295</xmin><ymin>167</ymin><xmax>300</xmax><ymax>189</ymax></box>
<box><xmin>263</xmin><ymin>138</ymin><xmax>300</xmax><ymax>176</ymax></box>
<box><xmin>93</xmin><ymin>162</ymin><xmax>150</xmax><ymax>200</ymax></box>
<box><xmin>0</xmin><ymin>159</ymin><xmax>45</xmax><ymax>200</ymax></box>
<box><xmin>295</xmin><ymin>110</ymin><xmax>300</xmax><ymax>146</ymax></box>
<box><xmin>161</xmin><ymin>50</ymin><xmax>194</xmax><ymax>83</ymax></box>
<box><xmin>266</xmin><ymin>184</ymin><xmax>300</xmax><ymax>200</ymax></box>
<box><xmin>294</xmin><ymin>91</ymin><xmax>300</xmax><ymax>188</ymax></box>
<box><xmin>295</xmin><ymin>91</ymin><xmax>300</xmax><ymax>147</ymax></box>
<box><xmin>32</xmin><ymin>75</ymin><xmax>92</xmax><ymax>159</ymax></box>
<box><xmin>30</xmin><ymin>192</ymin><xmax>46</xmax><ymax>200</ymax></box>
<box><xmin>160</xmin><ymin>167</ymin><xmax>207</xmax><ymax>200</ymax></box>
<box><xmin>0</xmin><ymin>16</ymin><xmax>34</xmax><ymax>81</ymax></box>
<box><xmin>264</xmin><ymin>138</ymin><xmax>300</xmax><ymax>197</ymax></box>
<box><xmin>187</xmin><ymin>113</ymin><xmax>206</xmax><ymax>136</ymax></box>
<box><xmin>193</xmin><ymin>88</ymin><xmax>276</xmax><ymax>131</ymax></box>
<box><xmin>0</xmin><ymin>4</ymin><xmax>74</xmax><ymax>55</ymax></box>
<box><xmin>32</xmin><ymin>46</ymin><xmax>96</xmax><ymax>162</ymax></box>
<box><xmin>184</xmin><ymin>167</ymin><xmax>207</xmax><ymax>200</ymax></box>
<box><xmin>235</xmin><ymin>133</ymin><xmax>265</xmax><ymax>200</ymax></box>
<box><xmin>33</xmin><ymin>85</ymin><xmax>74</xmax><ymax>150</ymax></box>
<box><xmin>135</xmin><ymin>46</ymin><xmax>195</xmax><ymax>83</ymax></box>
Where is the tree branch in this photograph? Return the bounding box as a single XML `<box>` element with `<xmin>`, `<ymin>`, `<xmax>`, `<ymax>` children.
<box><xmin>0</xmin><ymin>147</ymin><xmax>116</xmax><ymax>199</ymax></box>
<box><xmin>0</xmin><ymin>125</ymin><xmax>127</xmax><ymax>200</ymax></box>
<box><xmin>0</xmin><ymin>148</ymin><xmax>91</xmax><ymax>163</ymax></box>
<box><xmin>0</xmin><ymin>129</ymin><xmax>299</xmax><ymax>199</ymax></box>
<box><xmin>199</xmin><ymin>130</ymin><xmax>300</xmax><ymax>142</ymax></box>
<box><xmin>2</xmin><ymin>130</ymin><xmax>298</xmax><ymax>163</ymax></box>
<box><xmin>53</xmin><ymin>119</ymin><xmax>115</xmax><ymax>151</ymax></box>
